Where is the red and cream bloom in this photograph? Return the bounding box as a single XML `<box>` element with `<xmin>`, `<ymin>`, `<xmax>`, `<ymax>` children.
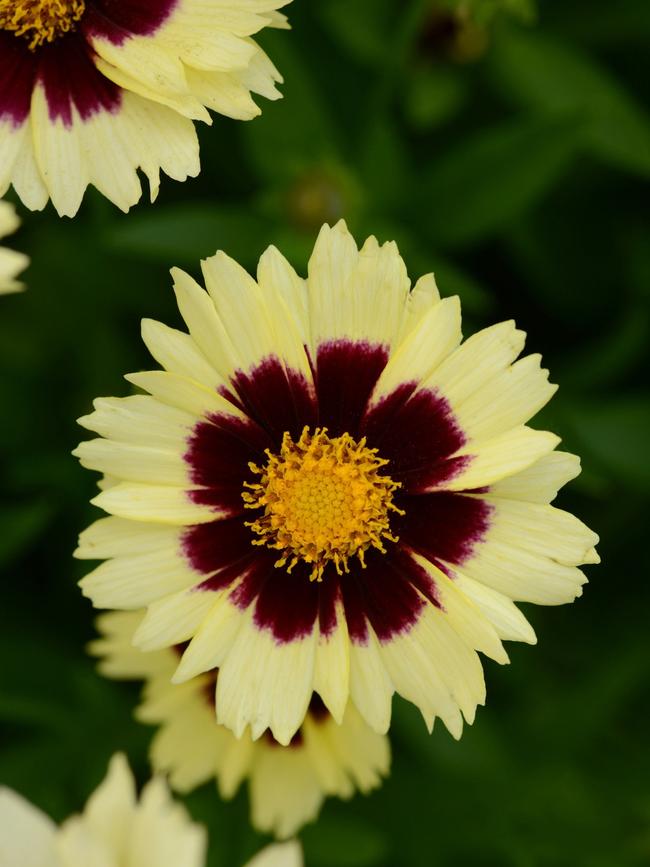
<box><xmin>91</xmin><ymin>610</ymin><xmax>390</xmax><ymax>838</ymax></box>
<box><xmin>0</xmin><ymin>200</ymin><xmax>28</xmax><ymax>293</ymax></box>
<box><xmin>74</xmin><ymin>221</ymin><xmax>599</xmax><ymax>746</ymax></box>
<box><xmin>0</xmin><ymin>0</ymin><xmax>289</xmax><ymax>217</ymax></box>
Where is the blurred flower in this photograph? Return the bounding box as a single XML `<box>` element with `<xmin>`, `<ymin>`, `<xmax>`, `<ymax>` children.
<box><xmin>0</xmin><ymin>200</ymin><xmax>28</xmax><ymax>294</ymax></box>
<box><xmin>247</xmin><ymin>841</ymin><xmax>303</xmax><ymax>867</ymax></box>
<box><xmin>90</xmin><ymin>609</ymin><xmax>390</xmax><ymax>839</ymax></box>
<box><xmin>285</xmin><ymin>165</ymin><xmax>356</xmax><ymax>232</ymax></box>
<box><xmin>418</xmin><ymin>4</ymin><xmax>488</xmax><ymax>64</ymax></box>
<box><xmin>0</xmin><ymin>0</ymin><xmax>290</xmax><ymax>217</ymax></box>
<box><xmin>0</xmin><ymin>757</ymin><xmax>302</xmax><ymax>864</ymax></box>
<box><xmin>74</xmin><ymin>220</ymin><xmax>599</xmax><ymax>747</ymax></box>
<box><xmin>0</xmin><ymin>753</ymin><xmax>206</xmax><ymax>867</ymax></box>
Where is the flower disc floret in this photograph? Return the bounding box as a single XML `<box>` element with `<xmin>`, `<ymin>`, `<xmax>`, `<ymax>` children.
<box><xmin>243</xmin><ymin>426</ymin><xmax>404</xmax><ymax>582</ymax></box>
<box><xmin>0</xmin><ymin>0</ymin><xmax>85</xmax><ymax>49</ymax></box>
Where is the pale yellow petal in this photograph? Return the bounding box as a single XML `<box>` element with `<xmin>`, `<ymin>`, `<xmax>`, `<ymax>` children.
<box><xmin>0</xmin><ymin>787</ymin><xmax>58</xmax><ymax>867</ymax></box>
<box><xmin>348</xmin><ymin>629</ymin><xmax>394</xmax><ymax>734</ymax></box>
<box><xmin>312</xmin><ymin>600</ymin><xmax>350</xmax><ymax>724</ymax></box>
<box><xmin>80</xmin><ymin>547</ymin><xmax>198</xmax><ymax>609</ymax></box>
<box><xmin>216</xmin><ymin>610</ymin><xmax>317</xmax><ymax>745</ymax></box>
<box><xmin>133</xmin><ymin>589</ymin><xmax>217</xmax><ymax>650</ymax></box>
<box><xmin>489</xmin><ymin>450</ymin><xmax>581</xmax><ymax>504</ymax></box>
<box><xmin>91</xmin><ymin>482</ymin><xmax>217</xmax><ymax>525</ymax></box>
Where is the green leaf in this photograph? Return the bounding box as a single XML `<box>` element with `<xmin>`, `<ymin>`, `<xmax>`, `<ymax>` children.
<box><xmin>418</xmin><ymin>116</ymin><xmax>582</xmax><ymax>246</ymax></box>
<box><xmin>560</xmin><ymin>395</ymin><xmax>650</xmax><ymax>491</ymax></box>
<box><xmin>359</xmin><ymin>118</ymin><xmax>412</xmax><ymax>208</ymax></box>
<box><xmin>0</xmin><ymin>500</ymin><xmax>52</xmax><ymax>567</ymax></box>
<box><xmin>405</xmin><ymin>67</ymin><xmax>467</xmax><ymax>131</ymax></box>
<box><xmin>490</xmin><ymin>26</ymin><xmax>650</xmax><ymax>176</ymax></box>
<box><xmin>450</xmin><ymin>0</ymin><xmax>537</xmax><ymax>26</ymax></box>
<box><xmin>303</xmin><ymin>814</ymin><xmax>389</xmax><ymax>866</ymax></box>
<box><xmin>240</xmin><ymin>40</ymin><xmax>340</xmax><ymax>180</ymax></box>
<box><xmin>105</xmin><ymin>205</ymin><xmax>270</xmax><ymax>268</ymax></box>
<box><xmin>545</xmin><ymin>0</ymin><xmax>650</xmax><ymax>46</ymax></box>
<box><xmin>317</xmin><ymin>0</ymin><xmax>395</xmax><ymax>66</ymax></box>
<box><xmin>558</xmin><ymin>310</ymin><xmax>650</xmax><ymax>391</ymax></box>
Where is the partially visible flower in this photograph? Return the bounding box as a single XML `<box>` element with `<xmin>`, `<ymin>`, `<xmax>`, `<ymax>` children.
<box><xmin>0</xmin><ymin>200</ymin><xmax>28</xmax><ymax>294</ymax></box>
<box><xmin>0</xmin><ymin>753</ymin><xmax>205</xmax><ymax>867</ymax></box>
<box><xmin>0</xmin><ymin>0</ymin><xmax>290</xmax><ymax>217</ymax></box>
<box><xmin>247</xmin><ymin>841</ymin><xmax>303</xmax><ymax>867</ymax></box>
<box><xmin>418</xmin><ymin>4</ymin><xmax>488</xmax><ymax>64</ymax></box>
<box><xmin>90</xmin><ymin>609</ymin><xmax>390</xmax><ymax>839</ymax></box>
<box><xmin>75</xmin><ymin>220</ymin><xmax>599</xmax><ymax>747</ymax></box>
<box><xmin>0</xmin><ymin>756</ymin><xmax>302</xmax><ymax>866</ymax></box>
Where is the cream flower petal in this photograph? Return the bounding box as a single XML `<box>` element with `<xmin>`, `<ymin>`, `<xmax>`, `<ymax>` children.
<box><xmin>0</xmin><ymin>200</ymin><xmax>28</xmax><ymax>294</ymax></box>
<box><xmin>244</xmin><ymin>842</ymin><xmax>303</xmax><ymax>867</ymax></box>
<box><xmin>0</xmin><ymin>788</ymin><xmax>58</xmax><ymax>867</ymax></box>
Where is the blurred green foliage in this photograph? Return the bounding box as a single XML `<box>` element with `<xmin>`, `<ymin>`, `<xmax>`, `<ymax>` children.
<box><xmin>1</xmin><ymin>1</ymin><xmax>649</xmax><ymax>865</ymax></box>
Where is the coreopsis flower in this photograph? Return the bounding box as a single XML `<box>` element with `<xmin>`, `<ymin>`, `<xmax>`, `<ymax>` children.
<box><xmin>75</xmin><ymin>220</ymin><xmax>599</xmax><ymax>746</ymax></box>
<box><xmin>0</xmin><ymin>200</ymin><xmax>28</xmax><ymax>294</ymax></box>
<box><xmin>0</xmin><ymin>753</ymin><xmax>206</xmax><ymax>867</ymax></box>
<box><xmin>90</xmin><ymin>610</ymin><xmax>390</xmax><ymax>838</ymax></box>
<box><xmin>0</xmin><ymin>0</ymin><xmax>289</xmax><ymax>217</ymax></box>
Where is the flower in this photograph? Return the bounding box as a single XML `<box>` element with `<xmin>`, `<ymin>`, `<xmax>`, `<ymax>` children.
<box><xmin>246</xmin><ymin>842</ymin><xmax>303</xmax><ymax>867</ymax></box>
<box><xmin>0</xmin><ymin>756</ymin><xmax>302</xmax><ymax>865</ymax></box>
<box><xmin>0</xmin><ymin>753</ymin><xmax>206</xmax><ymax>867</ymax></box>
<box><xmin>0</xmin><ymin>0</ymin><xmax>289</xmax><ymax>217</ymax></box>
<box><xmin>90</xmin><ymin>609</ymin><xmax>390</xmax><ymax>838</ymax></box>
<box><xmin>75</xmin><ymin>220</ymin><xmax>599</xmax><ymax>746</ymax></box>
<box><xmin>0</xmin><ymin>200</ymin><xmax>28</xmax><ymax>293</ymax></box>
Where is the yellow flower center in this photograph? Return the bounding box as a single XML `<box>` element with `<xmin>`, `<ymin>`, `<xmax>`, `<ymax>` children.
<box><xmin>243</xmin><ymin>427</ymin><xmax>404</xmax><ymax>582</ymax></box>
<box><xmin>0</xmin><ymin>0</ymin><xmax>85</xmax><ymax>50</ymax></box>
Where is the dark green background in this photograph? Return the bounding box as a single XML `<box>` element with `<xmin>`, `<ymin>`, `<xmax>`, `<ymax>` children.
<box><xmin>1</xmin><ymin>1</ymin><xmax>649</xmax><ymax>864</ymax></box>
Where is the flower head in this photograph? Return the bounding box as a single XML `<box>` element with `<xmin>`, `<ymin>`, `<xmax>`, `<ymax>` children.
<box><xmin>90</xmin><ymin>609</ymin><xmax>390</xmax><ymax>838</ymax></box>
<box><xmin>0</xmin><ymin>753</ymin><xmax>206</xmax><ymax>867</ymax></box>
<box><xmin>0</xmin><ymin>200</ymin><xmax>28</xmax><ymax>293</ymax></box>
<box><xmin>0</xmin><ymin>0</ymin><xmax>289</xmax><ymax>216</ymax></box>
<box><xmin>75</xmin><ymin>220</ymin><xmax>599</xmax><ymax>746</ymax></box>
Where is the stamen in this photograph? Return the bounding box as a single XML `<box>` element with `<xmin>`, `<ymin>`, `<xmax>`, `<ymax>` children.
<box><xmin>243</xmin><ymin>427</ymin><xmax>404</xmax><ymax>582</ymax></box>
<box><xmin>0</xmin><ymin>0</ymin><xmax>85</xmax><ymax>50</ymax></box>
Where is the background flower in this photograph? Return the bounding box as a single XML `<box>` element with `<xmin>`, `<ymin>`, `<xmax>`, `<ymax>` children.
<box><xmin>90</xmin><ymin>609</ymin><xmax>390</xmax><ymax>839</ymax></box>
<box><xmin>0</xmin><ymin>200</ymin><xmax>28</xmax><ymax>293</ymax></box>
<box><xmin>0</xmin><ymin>2</ymin><xmax>647</xmax><ymax>865</ymax></box>
<box><xmin>0</xmin><ymin>758</ymin><xmax>302</xmax><ymax>865</ymax></box>
<box><xmin>0</xmin><ymin>0</ymin><xmax>290</xmax><ymax>216</ymax></box>
<box><xmin>0</xmin><ymin>753</ymin><xmax>206</xmax><ymax>867</ymax></box>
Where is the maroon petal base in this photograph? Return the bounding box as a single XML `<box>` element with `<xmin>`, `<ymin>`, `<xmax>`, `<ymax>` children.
<box><xmin>0</xmin><ymin>0</ymin><xmax>178</xmax><ymax>127</ymax></box>
<box><xmin>181</xmin><ymin>340</ymin><xmax>492</xmax><ymax>647</ymax></box>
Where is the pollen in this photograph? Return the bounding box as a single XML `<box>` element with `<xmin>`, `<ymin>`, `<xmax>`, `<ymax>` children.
<box><xmin>243</xmin><ymin>426</ymin><xmax>404</xmax><ymax>582</ymax></box>
<box><xmin>0</xmin><ymin>0</ymin><xmax>85</xmax><ymax>50</ymax></box>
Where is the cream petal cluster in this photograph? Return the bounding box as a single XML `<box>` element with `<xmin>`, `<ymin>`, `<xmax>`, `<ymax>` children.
<box><xmin>90</xmin><ymin>610</ymin><xmax>390</xmax><ymax>838</ymax></box>
<box><xmin>0</xmin><ymin>755</ymin><xmax>302</xmax><ymax>866</ymax></box>
<box><xmin>75</xmin><ymin>220</ymin><xmax>599</xmax><ymax>748</ymax></box>
<box><xmin>0</xmin><ymin>200</ymin><xmax>28</xmax><ymax>294</ymax></box>
<box><xmin>0</xmin><ymin>753</ymin><xmax>205</xmax><ymax>867</ymax></box>
<box><xmin>0</xmin><ymin>0</ymin><xmax>290</xmax><ymax>216</ymax></box>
